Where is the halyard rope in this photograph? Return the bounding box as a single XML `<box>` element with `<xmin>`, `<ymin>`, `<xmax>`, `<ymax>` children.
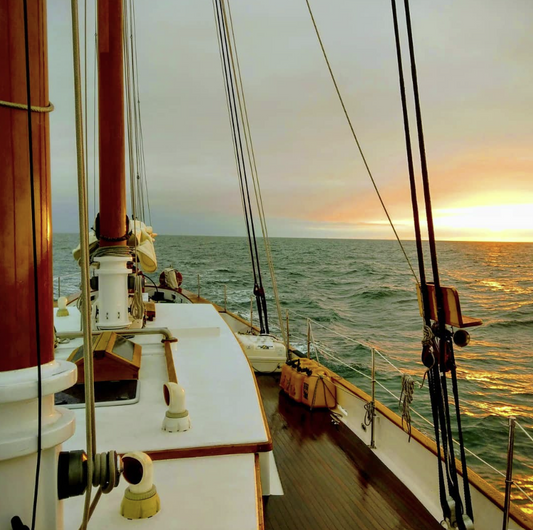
<box><xmin>0</xmin><ymin>99</ymin><xmax>54</xmax><ymax>112</ymax></box>
<box><xmin>303</xmin><ymin>0</ymin><xmax>418</xmax><ymax>284</ymax></box>
<box><xmin>70</xmin><ymin>1</ymin><xmax>96</xmax><ymax>527</ymax></box>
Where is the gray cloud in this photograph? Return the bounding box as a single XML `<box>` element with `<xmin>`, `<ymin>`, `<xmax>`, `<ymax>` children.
<box><xmin>48</xmin><ymin>0</ymin><xmax>533</xmax><ymax>240</ymax></box>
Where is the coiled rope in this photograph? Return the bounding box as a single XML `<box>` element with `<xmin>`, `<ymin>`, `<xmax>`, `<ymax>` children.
<box><xmin>363</xmin><ymin>401</ymin><xmax>376</xmax><ymax>427</ymax></box>
<box><xmin>79</xmin><ymin>451</ymin><xmax>120</xmax><ymax>528</ymax></box>
<box><xmin>422</xmin><ymin>324</ymin><xmax>435</xmax><ymax>346</ymax></box>
<box><xmin>91</xmin><ymin>245</ymin><xmax>132</xmax><ymax>262</ymax></box>
<box><xmin>92</xmin><ymin>451</ymin><xmax>119</xmax><ymax>493</ymax></box>
<box><xmin>399</xmin><ymin>373</ymin><xmax>415</xmax><ymax>441</ymax></box>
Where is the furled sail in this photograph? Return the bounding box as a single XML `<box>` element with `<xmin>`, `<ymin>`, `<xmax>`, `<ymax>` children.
<box><xmin>72</xmin><ymin>220</ymin><xmax>157</xmax><ymax>273</ymax></box>
<box><xmin>129</xmin><ymin>219</ymin><xmax>158</xmax><ymax>273</ymax></box>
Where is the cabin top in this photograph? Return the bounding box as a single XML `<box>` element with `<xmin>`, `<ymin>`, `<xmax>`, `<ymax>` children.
<box><xmin>54</xmin><ymin>304</ymin><xmax>271</xmax><ymax>454</ymax></box>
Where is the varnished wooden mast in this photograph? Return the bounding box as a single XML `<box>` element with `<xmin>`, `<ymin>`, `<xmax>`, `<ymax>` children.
<box><xmin>0</xmin><ymin>0</ymin><xmax>54</xmax><ymax>371</ymax></box>
<box><xmin>97</xmin><ymin>0</ymin><xmax>127</xmax><ymax>247</ymax></box>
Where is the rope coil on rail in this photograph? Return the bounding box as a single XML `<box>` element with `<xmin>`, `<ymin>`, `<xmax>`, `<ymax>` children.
<box><xmin>399</xmin><ymin>374</ymin><xmax>415</xmax><ymax>441</ymax></box>
<box><xmin>363</xmin><ymin>401</ymin><xmax>376</xmax><ymax>427</ymax></box>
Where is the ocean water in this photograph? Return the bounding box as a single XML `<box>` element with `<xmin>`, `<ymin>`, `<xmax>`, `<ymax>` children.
<box><xmin>53</xmin><ymin>234</ymin><xmax>533</xmax><ymax>513</ymax></box>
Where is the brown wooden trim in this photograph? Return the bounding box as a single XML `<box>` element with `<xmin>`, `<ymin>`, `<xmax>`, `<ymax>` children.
<box><xmin>333</xmin><ymin>376</ymin><xmax>533</xmax><ymax>530</ymax></box>
<box><xmin>140</xmin><ymin>441</ymin><xmax>273</xmax><ymax>462</ymax></box>
<box><xmin>163</xmin><ymin>340</ymin><xmax>178</xmax><ymax>384</ymax></box>
<box><xmin>255</xmin><ymin>453</ymin><xmax>265</xmax><ymax>530</ymax></box>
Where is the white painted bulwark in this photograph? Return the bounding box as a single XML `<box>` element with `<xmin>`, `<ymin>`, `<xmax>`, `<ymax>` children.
<box><xmin>335</xmin><ymin>382</ymin><xmax>524</xmax><ymax>530</ymax></box>
<box><xmin>259</xmin><ymin>451</ymin><xmax>284</xmax><ymax>496</ymax></box>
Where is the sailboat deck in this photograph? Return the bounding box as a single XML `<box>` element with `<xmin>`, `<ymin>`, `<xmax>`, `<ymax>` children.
<box><xmin>257</xmin><ymin>374</ymin><xmax>442</xmax><ymax>530</ymax></box>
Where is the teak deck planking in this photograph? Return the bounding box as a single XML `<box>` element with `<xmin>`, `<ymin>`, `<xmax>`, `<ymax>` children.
<box><xmin>257</xmin><ymin>374</ymin><xmax>442</xmax><ymax>530</ymax></box>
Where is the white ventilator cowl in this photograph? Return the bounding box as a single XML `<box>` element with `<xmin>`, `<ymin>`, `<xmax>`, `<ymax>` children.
<box><xmin>122</xmin><ymin>451</ymin><xmax>154</xmax><ymax>494</ymax></box>
<box><xmin>162</xmin><ymin>382</ymin><xmax>191</xmax><ymax>432</ymax></box>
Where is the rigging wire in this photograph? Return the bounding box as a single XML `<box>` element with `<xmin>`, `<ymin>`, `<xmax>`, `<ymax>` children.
<box><xmin>217</xmin><ymin>0</ymin><xmax>267</xmax><ymax>319</ymax></box>
<box><xmin>123</xmin><ymin>0</ymin><xmax>136</xmax><ymax>230</ymax></box>
<box><xmin>84</xmin><ymin>0</ymin><xmax>89</xmax><ymax>218</ymax></box>
<box><xmin>224</xmin><ymin>0</ymin><xmax>287</xmax><ymax>347</ymax></box>
<box><xmin>219</xmin><ymin>0</ymin><xmax>270</xmax><ymax>334</ymax></box>
<box><xmin>212</xmin><ymin>0</ymin><xmax>254</xmax><ymax>275</ymax></box>
<box><xmin>401</xmin><ymin>0</ymin><xmax>444</xmax><ymax>326</ymax></box>
<box><xmin>389</xmin><ymin>0</ymin><xmax>429</xmax><ymax>320</ymax></box>
<box><xmin>400</xmin><ymin>0</ymin><xmax>473</xmax><ymax>524</ymax></box>
<box><xmin>123</xmin><ymin>0</ymin><xmax>140</xmax><ymax>289</ymax></box>
<box><xmin>130</xmin><ymin>0</ymin><xmax>152</xmax><ymax>227</ymax></box>
<box><xmin>212</xmin><ymin>0</ymin><xmax>268</xmax><ymax>333</ymax></box>
<box><xmin>303</xmin><ymin>0</ymin><xmax>418</xmax><ymax>284</ymax></box>
<box><xmin>130</xmin><ymin>0</ymin><xmax>151</xmax><ymax>226</ymax></box>
<box><xmin>21</xmin><ymin>2</ymin><xmax>43</xmax><ymax>528</ymax></box>
<box><xmin>212</xmin><ymin>0</ymin><xmax>268</xmax><ymax>335</ymax></box>
<box><xmin>127</xmin><ymin>0</ymin><xmax>143</xmax><ymax>222</ymax></box>
<box><xmin>389</xmin><ymin>0</ymin><xmax>450</xmax><ymax>517</ymax></box>
<box><xmin>303</xmin><ymin>1</ymin><xmax>473</xmax><ymax>523</ymax></box>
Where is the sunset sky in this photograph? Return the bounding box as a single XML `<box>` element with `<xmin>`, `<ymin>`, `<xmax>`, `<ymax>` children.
<box><xmin>47</xmin><ymin>0</ymin><xmax>533</xmax><ymax>242</ymax></box>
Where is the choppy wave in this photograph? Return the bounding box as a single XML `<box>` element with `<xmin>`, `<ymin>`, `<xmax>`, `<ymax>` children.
<box><xmin>488</xmin><ymin>318</ymin><xmax>533</xmax><ymax>330</ymax></box>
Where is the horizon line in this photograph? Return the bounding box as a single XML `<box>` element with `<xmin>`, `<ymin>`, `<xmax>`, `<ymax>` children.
<box><xmin>52</xmin><ymin>232</ymin><xmax>533</xmax><ymax>244</ymax></box>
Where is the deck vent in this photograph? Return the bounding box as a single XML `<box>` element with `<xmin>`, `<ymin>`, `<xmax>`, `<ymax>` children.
<box><xmin>162</xmin><ymin>382</ymin><xmax>191</xmax><ymax>432</ymax></box>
